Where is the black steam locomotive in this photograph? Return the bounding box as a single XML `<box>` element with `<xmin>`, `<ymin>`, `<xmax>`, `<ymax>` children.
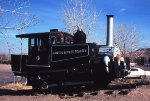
<box><xmin>11</xmin><ymin>15</ymin><xmax>130</xmax><ymax>89</ymax></box>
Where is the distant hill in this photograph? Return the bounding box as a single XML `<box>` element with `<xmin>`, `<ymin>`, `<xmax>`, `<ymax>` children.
<box><xmin>134</xmin><ymin>48</ymin><xmax>150</xmax><ymax>57</ymax></box>
<box><xmin>136</xmin><ymin>48</ymin><xmax>150</xmax><ymax>52</ymax></box>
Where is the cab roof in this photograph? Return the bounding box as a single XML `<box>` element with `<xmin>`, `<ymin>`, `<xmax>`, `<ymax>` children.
<box><xmin>16</xmin><ymin>31</ymin><xmax>73</xmax><ymax>38</ymax></box>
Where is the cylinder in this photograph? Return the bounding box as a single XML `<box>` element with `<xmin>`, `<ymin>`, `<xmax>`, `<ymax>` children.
<box><xmin>106</xmin><ymin>15</ymin><xmax>114</xmax><ymax>47</ymax></box>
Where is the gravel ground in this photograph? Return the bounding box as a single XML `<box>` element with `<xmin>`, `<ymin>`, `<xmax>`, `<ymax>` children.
<box><xmin>0</xmin><ymin>65</ymin><xmax>14</xmax><ymax>84</ymax></box>
<box><xmin>1</xmin><ymin>64</ymin><xmax>150</xmax><ymax>101</ymax></box>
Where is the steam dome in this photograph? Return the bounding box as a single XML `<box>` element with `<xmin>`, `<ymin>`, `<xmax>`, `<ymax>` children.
<box><xmin>74</xmin><ymin>30</ymin><xmax>86</xmax><ymax>44</ymax></box>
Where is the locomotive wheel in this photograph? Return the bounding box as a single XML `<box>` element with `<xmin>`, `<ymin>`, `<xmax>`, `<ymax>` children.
<box><xmin>93</xmin><ymin>69</ymin><xmax>111</xmax><ymax>88</ymax></box>
<box><xmin>92</xmin><ymin>56</ymin><xmax>111</xmax><ymax>88</ymax></box>
<box><xmin>26</xmin><ymin>75</ymin><xmax>42</xmax><ymax>89</ymax></box>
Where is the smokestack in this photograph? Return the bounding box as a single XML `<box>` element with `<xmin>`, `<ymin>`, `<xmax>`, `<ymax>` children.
<box><xmin>106</xmin><ymin>15</ymin><xmax>114</xmax><ymax>47</ymax></box>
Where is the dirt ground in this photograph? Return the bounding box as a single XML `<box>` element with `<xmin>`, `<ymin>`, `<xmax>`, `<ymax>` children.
<box><xmin>1</xmin><ymin>64</ymin><xmax>150</xmax><ymax>101</ymax></box>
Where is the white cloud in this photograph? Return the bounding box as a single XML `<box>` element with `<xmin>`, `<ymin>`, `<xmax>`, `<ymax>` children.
<box><xmin>119</xmin><ymin>8</ymin><xmax>127</xmax><ymax>13</ymax></box>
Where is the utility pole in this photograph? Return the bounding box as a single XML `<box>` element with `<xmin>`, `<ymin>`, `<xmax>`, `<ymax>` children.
<box><xmin>124</xmin><ymin>43</ymin><xmax>126</xmax><ymax>57</ymax></box>
<box><xmin>9</xmin><ymin>48</ymin><xmax>11</xmax><ymax>63</ymax></box>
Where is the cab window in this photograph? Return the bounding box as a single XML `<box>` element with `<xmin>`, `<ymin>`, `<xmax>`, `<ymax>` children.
<box><xmin>29</xmin><ymin>37</ymin><xmax>48</xmax><ymax>51</ymax></box>
<box><xmin>49</xmin><ymin>33</ymin><xmax>73</xmax><ymax>44</ymax></box>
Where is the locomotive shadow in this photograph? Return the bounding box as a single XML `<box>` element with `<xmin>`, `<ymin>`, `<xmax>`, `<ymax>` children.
<box><xmin>48</xmin><ymin>80</ymin><xmax>150</xmax><ymax>97</ymax></box>
<box><xmin>0</xmin><ymin>81</ymin><xmax>149</xmax><ymax>97</ymax></box>
<box><xmin>0</xmin><ymin>88</ymin><xmax>34</xmax><ymax>96</ymax></box>
<box><xmin>104</xmin><ymin>80</ymin><xmax>150</xmax><ymax>95</ymax></box>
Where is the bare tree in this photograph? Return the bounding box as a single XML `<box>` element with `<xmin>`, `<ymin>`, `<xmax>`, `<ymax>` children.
<box><xmin>62</xmin><ymin>0</ymin><xmax>99</xmax><ymax>36</ymax></box>
<box><xmin>0</xmin><ymin>0</ymin><xmax>36</xmax><ymax>30</ymax></box>
<box><xmin>114</xmin><ymin>23</ymin><xmax>142</xmax><ymax>59</ymax></box>
<box><xmin>0</xmin><ymin>0</ymin><xmax>37</xmax><ymax>54</ymax></box>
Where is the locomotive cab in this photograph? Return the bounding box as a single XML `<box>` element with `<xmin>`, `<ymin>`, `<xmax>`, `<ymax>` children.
<box><xmin>11</xmin><ymin>30</ymin><xmax>74</xmax><ymax>74</ymax></box>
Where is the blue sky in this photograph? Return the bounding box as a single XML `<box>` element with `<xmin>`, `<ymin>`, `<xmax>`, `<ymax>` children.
<box><xmin>1</xmin><ymin>0</ymin><xmax>150</xmax><ymax>54</ymax></box>
<box><xmin>29</xmin><ymin>0</ymin><xmax>150</xmax><ymax>46</ymax></box>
